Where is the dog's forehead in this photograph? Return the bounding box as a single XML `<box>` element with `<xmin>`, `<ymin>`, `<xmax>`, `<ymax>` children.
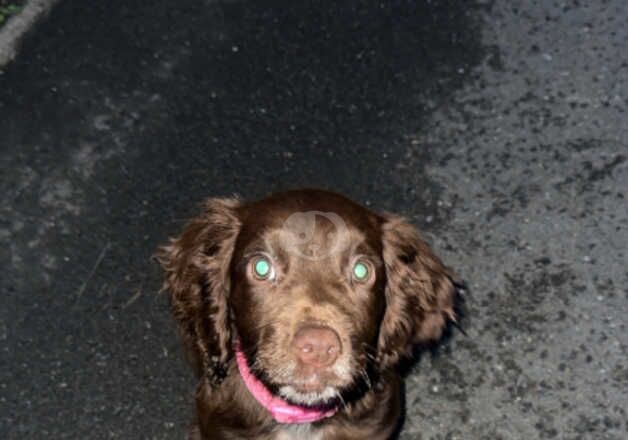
<box><xmin>239</xmin><ymin>190</ymin><xmax>381</xmax><ymax>237</ymax></box>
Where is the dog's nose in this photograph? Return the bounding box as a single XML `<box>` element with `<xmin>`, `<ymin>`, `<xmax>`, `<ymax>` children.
<box><xmin>291</xmin><ymin>325</ymin><xmax>341</xmax><ymax>368</ymax></box>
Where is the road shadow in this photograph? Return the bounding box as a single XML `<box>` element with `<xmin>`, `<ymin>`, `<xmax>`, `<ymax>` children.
<box><xmin>2</xmin><ymin>0</ymin><xmax>489</xmax><ymax>210</ymax></box>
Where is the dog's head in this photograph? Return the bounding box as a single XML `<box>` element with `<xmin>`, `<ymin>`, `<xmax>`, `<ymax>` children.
<box><xmin>158</xmin><ymin>189</ymin><xmax>456</xmax><ymax>408</ymax></box>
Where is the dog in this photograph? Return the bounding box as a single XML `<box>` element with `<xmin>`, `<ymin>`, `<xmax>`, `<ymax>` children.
<box><xmin>157</xmin><ymin>189</ymin><xmax>458</xmax><ymax>439</ymax></box>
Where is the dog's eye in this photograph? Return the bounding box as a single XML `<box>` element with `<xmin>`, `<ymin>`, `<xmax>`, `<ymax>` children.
<box><xmin>352</xmin><ymin>260</ymin><xmax>371</xmax><ymax>283</ymax></box>
<box><xmin>252</xmin><ymin>256</ymin><xmax>274</xmax><ymax>280</ymax></box>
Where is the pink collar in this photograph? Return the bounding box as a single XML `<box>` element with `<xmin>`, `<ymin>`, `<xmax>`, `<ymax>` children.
<box><xmin>234</xmin><ymin>343</ymin><xmax>337</xmax><ymax>424</ymax></box>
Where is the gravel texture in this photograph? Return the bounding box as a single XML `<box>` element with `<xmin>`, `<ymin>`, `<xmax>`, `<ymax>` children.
<box><xmin>1</xmin><ymin>0</ymin><xmax>626</xmax><ymax>438</ymax></box>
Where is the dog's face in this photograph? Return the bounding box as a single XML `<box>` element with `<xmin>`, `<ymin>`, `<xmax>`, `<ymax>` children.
<box><xmin>230</xmin><ymin>192</ymin><xmax>387</xmax><ymax>406</ymax></box>
<box><xmin>158</xmin><ymin>189</ymin><xmax>456</xmax><ymax>409</ymax></box>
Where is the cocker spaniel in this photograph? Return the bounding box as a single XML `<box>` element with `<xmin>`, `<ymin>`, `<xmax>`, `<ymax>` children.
<box><xmin>157</xmin><ymin>189</ymin><xmax>459</xmax><ymax>439</ymax></box>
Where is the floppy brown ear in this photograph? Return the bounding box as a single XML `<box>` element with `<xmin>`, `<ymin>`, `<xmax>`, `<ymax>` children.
<box><xmin>156</xmin><ymin>198</ymin><xmax>241</xmax><ymax>385</ymax></box>
<box><xmin>377</xmin><ymin>214</ymin><xmax>457</xmax><ymax>370</ymax></box>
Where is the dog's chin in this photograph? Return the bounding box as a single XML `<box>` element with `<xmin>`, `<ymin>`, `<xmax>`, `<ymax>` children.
<box><xmin>278</xmin><ymin>384</ymin><xmax>341</xmax><ymax>409</ymax></box>
<box><xmin>250</xmin><ymin>360</ymin><xmax>370</xmax><ymax>410</ymax></box>
<box><xmin>250</xmin><ymin>368</ymin><xmax>344</xmax><ymax>409</ymax></box>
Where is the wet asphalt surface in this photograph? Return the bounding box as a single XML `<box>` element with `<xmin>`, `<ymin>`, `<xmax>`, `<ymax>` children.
<box><xmin>1</xmin><ymin>0</ymin><xmax>627</xmax><ymax>439</ymax></box>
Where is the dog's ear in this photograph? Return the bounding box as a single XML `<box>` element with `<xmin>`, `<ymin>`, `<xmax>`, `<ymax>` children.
<box><xmin>156</xmin><ymin>198</ymin><xmax>241</xmax><ymax>385</ymax></box>
<box><xmin>377</xmin><ymin>214</ymin><xmax>457</xmax><ymax>370</ymax></box>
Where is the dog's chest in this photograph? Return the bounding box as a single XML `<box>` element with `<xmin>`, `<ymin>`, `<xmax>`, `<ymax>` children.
<box><xmin>274</xmin><ymin>424</ymin><xmax>323</xmax><ymax>440</ymax></box>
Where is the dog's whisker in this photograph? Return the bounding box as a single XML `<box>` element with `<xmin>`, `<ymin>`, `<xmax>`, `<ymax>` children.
<box><xmin>359</xmin><ymin>368</ymin><xmax>372</xmax><ymax>390</ymax></box>
<box><xmin>334</xmin><ymin>388</ymin><xmax>348</xmax><ymax>410</ymax></box>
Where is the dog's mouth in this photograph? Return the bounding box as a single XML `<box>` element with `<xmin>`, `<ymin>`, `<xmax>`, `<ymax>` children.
<box><xmin>235</xmin><ymin>342</ymin><xmax>342</xmax><ymax>423</ymax></box>
<box><xmin>250</xmin><ymin>368</ymin><xmax>342</xmax><ymax>408</ymax></box>
<box><xmin>237</xmin><ymin>341</ymin><xmax>373</xmax><ymax>412</ymax></box>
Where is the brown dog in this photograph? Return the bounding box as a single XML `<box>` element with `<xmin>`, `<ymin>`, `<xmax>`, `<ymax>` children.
<box><xmin>157</xmin><ymin>189</ymin><xmax>458</xmax><ymax>439</ymax></box>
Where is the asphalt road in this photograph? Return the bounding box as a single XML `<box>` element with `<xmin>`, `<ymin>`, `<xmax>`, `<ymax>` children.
<box><xmin>1</xmin><ymin>0</ymin><xmax>626</xmax><ymax>438</ymax></box>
